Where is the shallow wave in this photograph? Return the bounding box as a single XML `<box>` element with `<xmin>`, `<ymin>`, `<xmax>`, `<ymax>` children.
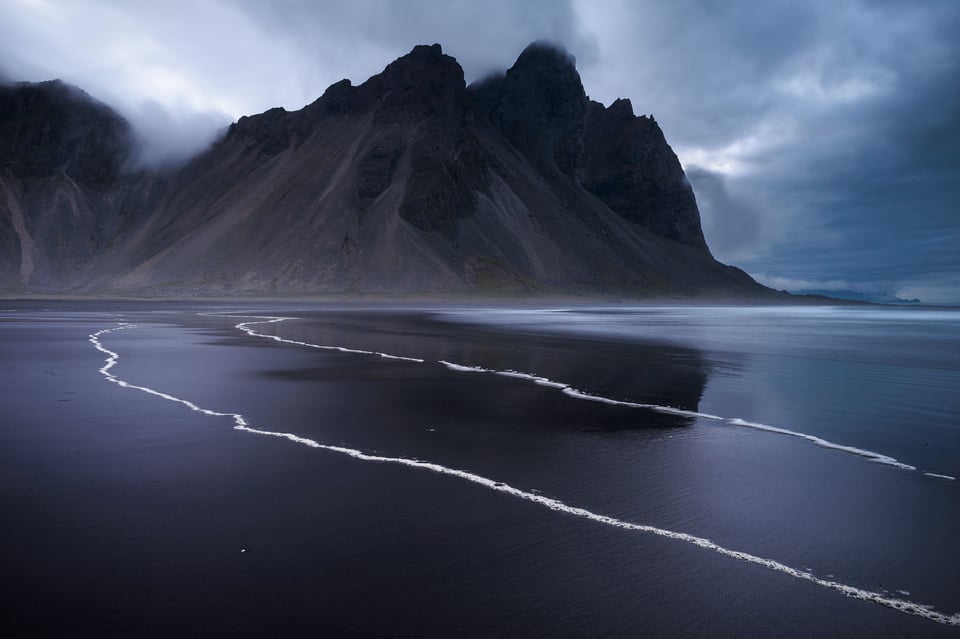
<box><xmin>90</xmin><ymin>320</ymin><xmax>960</xmax><ymax>628</ymax></box>
<box><xmin>726</xmin><ymin>418</ymin><xmax>916</xmax><ymax>471</ymax></box>
<box><xmin>214</xmin><ymin>314</ymin><xmax>424</xmax><ymax>363</ymax></box>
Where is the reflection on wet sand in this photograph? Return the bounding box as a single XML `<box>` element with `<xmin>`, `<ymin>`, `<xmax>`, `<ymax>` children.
<box><xmin>256</xmin><ymin>310</ymin><xmax>715</xmax><ymax>432</ymax></box>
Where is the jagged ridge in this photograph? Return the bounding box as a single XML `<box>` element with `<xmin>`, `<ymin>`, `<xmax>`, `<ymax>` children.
<box><xmin>0</xmin><ymin>42</ymin><xmax>769</xmax><ymax>298</ymax></box>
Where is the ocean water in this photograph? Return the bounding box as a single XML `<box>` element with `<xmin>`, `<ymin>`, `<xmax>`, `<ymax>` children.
<box><xmin>1</xmin><ymin>302</ymin><xmax>958</xmax><ymax>636</ymax></box>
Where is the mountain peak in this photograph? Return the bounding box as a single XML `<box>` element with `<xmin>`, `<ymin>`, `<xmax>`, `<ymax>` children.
<box><xmin>606</xmin><ymin>98</ymin><xmax>635</xmax><ymax>119</ymax></box>
<box><xmin>471</xmin><ymin>41</ymin><xmax>587</xmax><ymax>177</ymax></box>
<box><xmin>380</xmin><ymin>43</ymin><xmax>454</xmax><ymax>77</ymax></box>
<box><xmin>355</xmin><ymin>43</ymin><xmax>466</xmax><ymax>122</ymax></box>
<box><xmin>505</xmin><ymin>40</ymin><xmax>584</xmax><ymax>101</ymax></box>
<box><xmin>408</xmin><ymin>43</ymin><xmax>445</xmax><ymax>58</ymax></box>
<box><xmin>513</xmin><ymin>41</ymin><xmax>577</xmax><ymax>73</ymax></box>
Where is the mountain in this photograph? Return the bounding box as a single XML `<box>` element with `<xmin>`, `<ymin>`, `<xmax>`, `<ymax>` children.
<box><xmin>0</xmin><ymin>43</ymin><xmax>773</xmax><ymax>298</ymax></box>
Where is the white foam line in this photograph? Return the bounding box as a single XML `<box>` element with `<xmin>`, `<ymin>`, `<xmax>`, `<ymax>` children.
<box><xmin>495</xmin><ymin>369</ymin><xmax>573</xmax><ymax>389</ymax></box>
<box><xmin>438</xmin><ymin>360</ymin><xmax>488</xmax><ymax>373</ymax></box>
<box><xmin>924</xmin><ymin>473</ymin><xmax>956</xmax><ymax>481</ymax></box>
<box><xmin>89</xmin><ymin>321</ymin><xmax>960</xmax><ymax>628</ymax></box>
<box><xmin>558</xmin><ymin>386</ymin><xmax>726</xmax><ymax>420</ymax></box>
<box><xmin>440</xmin><ymin>360</ymin><xmax>721</xmax><ymax>417</ymax></box>
<box><xmin>727</xmin><ymin>419</ymin><xmax>917</xmax><ymax>471</ymax></box>
<box><xmin>220</xmin><ymin>314</ymin><xmax>943</xmax><ymax>478</ymax></box>
<box><xmin>222</xmin><ymin>315</ymin><xmax>424</xmax><ymax>363</ymax></box>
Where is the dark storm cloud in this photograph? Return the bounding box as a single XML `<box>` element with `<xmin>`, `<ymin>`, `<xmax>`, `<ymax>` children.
<box><xmin>0</xmin><ymin>0</ymin><xmax>957</xmax><ymax>300</ymax></box>
<box><xmin>576</xmin><ymin>0</ymin><xmax>960</xmax><ymax>301</ymax></box>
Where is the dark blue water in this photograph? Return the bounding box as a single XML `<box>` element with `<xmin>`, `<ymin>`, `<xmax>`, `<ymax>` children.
<box><xmin>1</xmin><ymin>302</ymin><xmax>958</xmax><ymax>636</ymax></box>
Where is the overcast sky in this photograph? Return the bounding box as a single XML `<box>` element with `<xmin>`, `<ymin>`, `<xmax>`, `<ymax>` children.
<box><xmin>2</xmin><ymin>0</ymin><xmax>958</xmax><ymax>302</ymax></box>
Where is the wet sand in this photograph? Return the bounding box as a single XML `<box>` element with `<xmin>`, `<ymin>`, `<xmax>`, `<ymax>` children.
<box><xmin>1</xmin><ymin>303</ymin><xmax>957</xmax><ymax>636</ymax></box>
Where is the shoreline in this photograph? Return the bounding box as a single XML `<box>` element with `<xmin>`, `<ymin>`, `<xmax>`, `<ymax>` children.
<box><xmin>0</xmin><ymin>290</ymin><xmax>896</xmax><ymax>307</ymax></box>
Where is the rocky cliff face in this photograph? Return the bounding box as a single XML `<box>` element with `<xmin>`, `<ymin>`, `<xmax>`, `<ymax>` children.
<box><xmin>0</xmin><ymin>80</ymin><xmax>131</xmax><ymax>186</ymax></box>
<box><xmin>472</xmin><ymin>43</ymin><xmax>588</xmax><ymax>179</ymax></box>
<box><xmin>0</xmin><ymin>80</ymin><xmax>165</xmax><ymax>292</ymax></box>
<box><xmin>582</xmin><ymin>98</ymin><xmax>707</xmax><ymax>250</ymax></box>
<box><xmin>0</xmin><ymin>43</ymin><xmax>768</xmax><ymax>298</ymax></box>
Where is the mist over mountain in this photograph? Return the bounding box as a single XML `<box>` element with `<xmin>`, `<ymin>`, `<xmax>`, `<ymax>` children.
<box><xmin>0</xmin><ymin>42</ymin><xmax>772</xmax><ymax>298</ymax></box>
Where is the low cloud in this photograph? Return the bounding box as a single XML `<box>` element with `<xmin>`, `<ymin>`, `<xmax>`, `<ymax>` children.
<box><xmin>750</xmin><ymin>273</ymin><xmax>855</xmax><ymax>293</ymax></box>
<box><xmin>751</xmin><ymin>271</ymin><xmax>960</xmax><ymax>305</ymax></box>
<box><xmin>123</xmin><ymin>99</ymin><xmax>228</xmax><ymax>168</ymax></box>
<box><xmin>896</xmin><ymin>274</ymin><xmax>960</xmax><ymax>306</ymax></box>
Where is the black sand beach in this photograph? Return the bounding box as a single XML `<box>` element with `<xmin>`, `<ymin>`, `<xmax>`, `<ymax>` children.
<box><xmin>1</xmin><ymin>302</ymin><xmax>958</xmax><ymax>637</ymax></box>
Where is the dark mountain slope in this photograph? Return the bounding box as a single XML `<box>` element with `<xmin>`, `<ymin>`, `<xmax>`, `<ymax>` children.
<box><xmin>0</xmin><ymin>44</ymin><xmax>770</xmax><ymax>298</ymax></box>
<box><xmin>0</xmin><ymin>80</ymin><xmax>165</xmax><ymax>292</ymax></box>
